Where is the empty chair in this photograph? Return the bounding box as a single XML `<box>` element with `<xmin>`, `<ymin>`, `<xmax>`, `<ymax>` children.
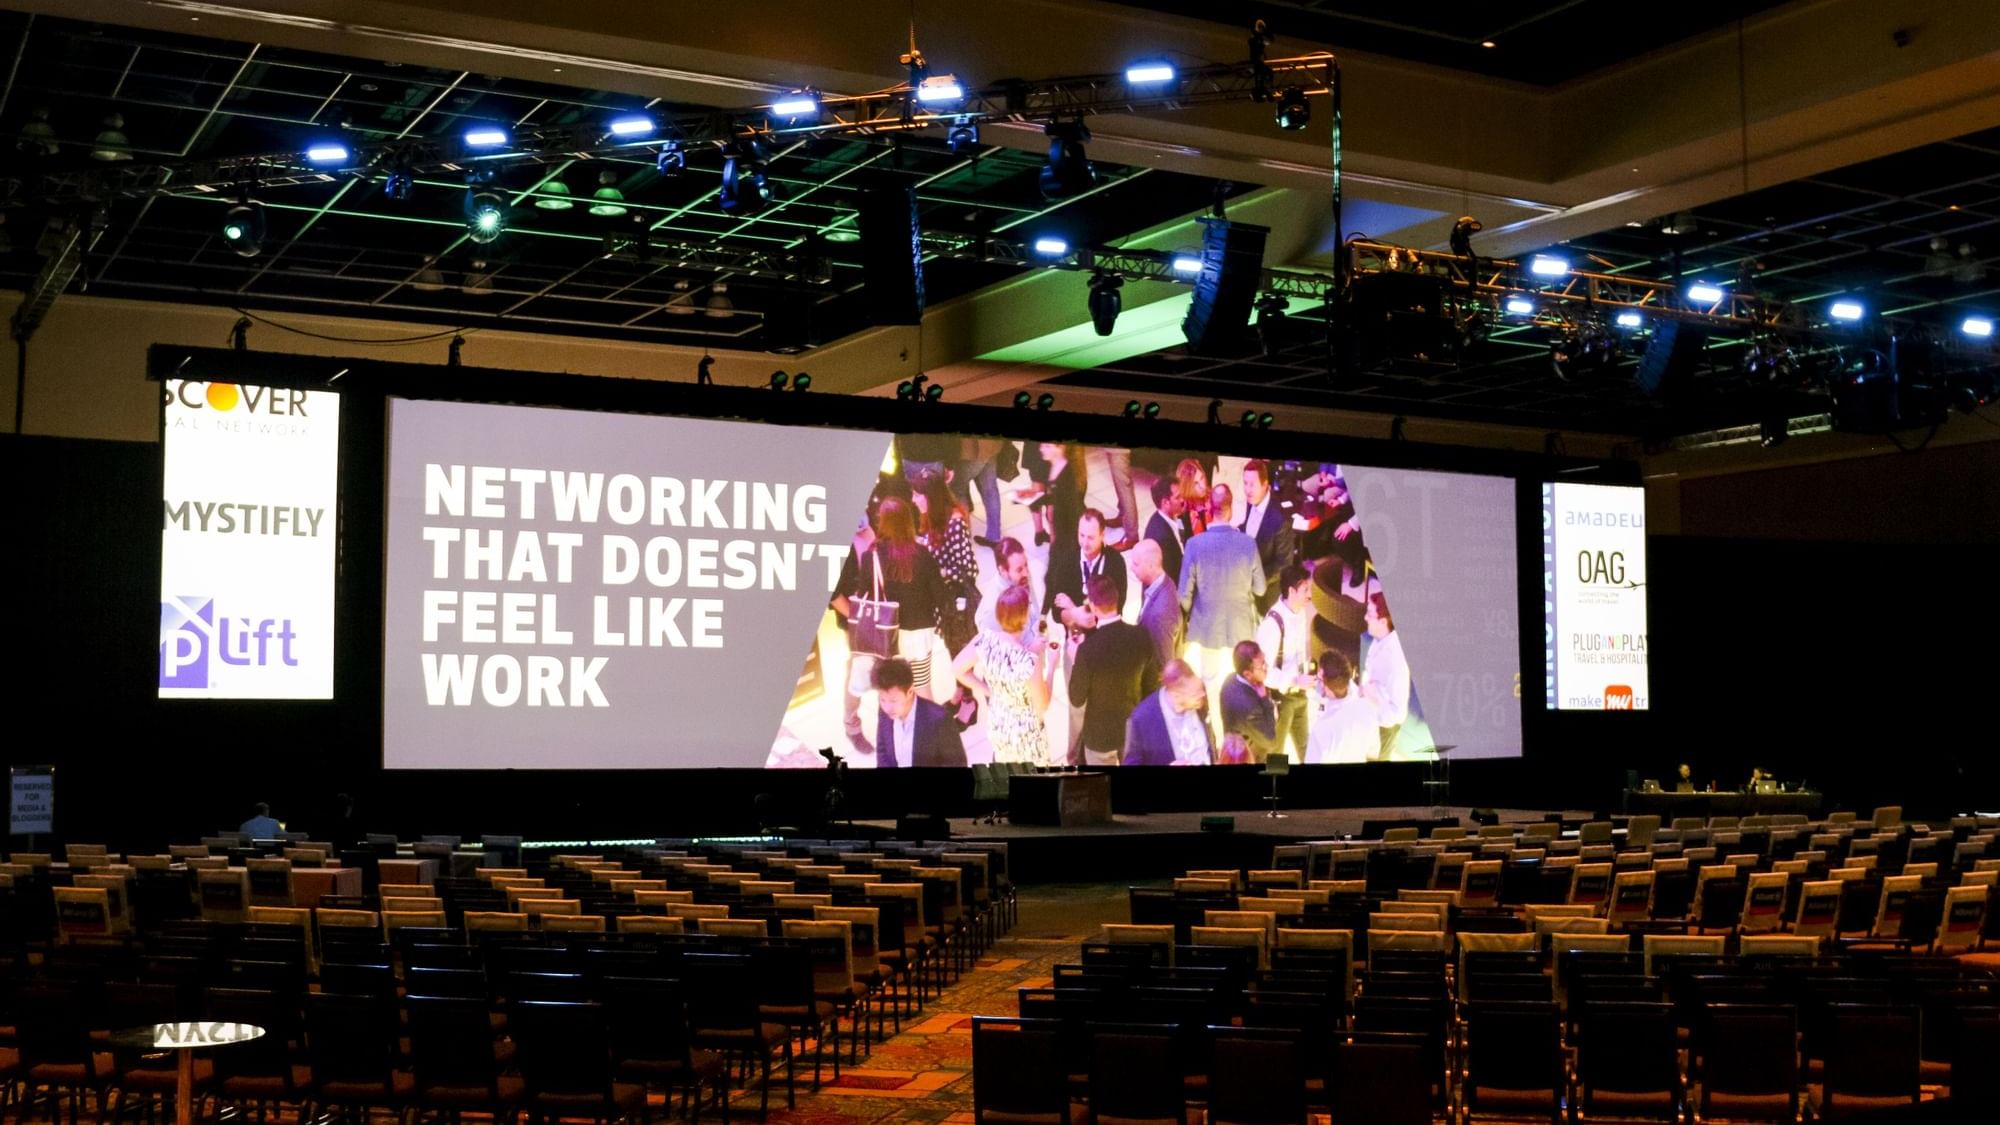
<box><xmin>1696</xmin><ymin>1004</ymin><xmax>1799</xmax><ymax>1123</ymax></box>
<box><xmin>971</xmin><ymin>1017</ymin><xmax>1069</xmax><ymax>1125</ymax></box>
<box><xmin>304</xmin><ymin>992</ymin><xmax>408</xmax><ymax>1120</ymax></box>
<box><xmin>1574</xmin><ymin>1001</ymin><xmax>1680</xmax><ymax>1122</ymax></box>
<box><xmin>405</xmin><ymin>995</ymin><xmax>521</xmax><ymax>1121</ymax></box>
<box><xmin>510</xmin><ymin>1000</ymin><xmax>651</xmax><ymax>1125</ymax></box>
<box><xmin>1087</xmin><ymin>1024</ymin><xmax>1187</xmax><ymax>1125</ymax></box>
<box><xmin>1330</xmin><ymin>1035</ymin><xmax>1430</xmax><ymax>1125</ymax></box>
<box><xmin>1206</xmin><ymin>1026</ymin><xmax>1305</xmax><ymax>1125</ymax></box>
<box><xmin>601</xmin><ymin>976</ymin><xmax>728</xmax><ymax>1121</ymax></box>
<box><xmin>1462</xmin><ymin>1002</ymin><xmax>1564</xmax><ymax>1123</ymax></box>
<box><xmin>1818</xmin><ymin>1005</ymin><xmax>1921</xmax><ymax>1120</ymax></box>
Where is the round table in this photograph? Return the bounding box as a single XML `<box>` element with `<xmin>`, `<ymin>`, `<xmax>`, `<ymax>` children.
<box><xmin>108</xmin><ymin>1022</ymin><xmax>266</xmax><ymax>1125</ymax></box>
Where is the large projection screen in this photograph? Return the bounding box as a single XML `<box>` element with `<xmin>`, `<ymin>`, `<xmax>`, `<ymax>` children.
<box><xmin>160</xmin><ymin>379</ymin><xmax>340</xmax><ymax>699</ymax></box>
<box><xmin>384</xmin><ymin>399</ymin><xmax>1520</xmax><ymax>768</ymax></box>
<box><xmin>1542</xmin><ymin>481</ymin><xmax>1650</xmax><ymax>710</ymax></box>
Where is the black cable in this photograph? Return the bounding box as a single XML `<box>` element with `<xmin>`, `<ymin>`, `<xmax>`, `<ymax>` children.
<box><xmin>228</xmin><ymin>306</ymin><xmax>476</xmax><ymax>346</ymax></box>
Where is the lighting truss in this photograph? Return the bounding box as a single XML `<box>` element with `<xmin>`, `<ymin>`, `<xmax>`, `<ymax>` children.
<box><xmin>596</xmin><ymin>234</ymin><xmax>833</xmax><ymax>286</ymax></box>
<box><xmin>5</xmin><ymin>54</ymin><xmax>1338</xmax><ymax>209</ymax></box>
<box><xmin>913</xmin><ymin>230</ymin><xmax>1803</xmax><ymax>337</ymax></box>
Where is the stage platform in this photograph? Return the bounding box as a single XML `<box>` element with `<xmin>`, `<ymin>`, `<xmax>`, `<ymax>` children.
<box><xmin>856</xmin><ymin>805</ymin><xmax>1592</xmax><ymax>883</ymax></box>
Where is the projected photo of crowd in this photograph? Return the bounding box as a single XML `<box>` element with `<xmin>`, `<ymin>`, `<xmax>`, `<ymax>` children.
<box><xmin>766</xmin><ymin>435</ymin><xmax>1440</xmax><ymax>768</ymax></box>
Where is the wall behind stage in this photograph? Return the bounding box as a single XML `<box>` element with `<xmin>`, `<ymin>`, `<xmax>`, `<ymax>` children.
<box><xmin>8</xmin><ymin>430</ymin><xmax>1992</xmax><ymax>852</ymax></box>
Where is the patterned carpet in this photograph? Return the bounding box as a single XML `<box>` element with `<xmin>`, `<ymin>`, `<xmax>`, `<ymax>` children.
<box><xmin>735</xmin><ymin>883</ymin><xmax>1112</xmax><ymax>1125</ymax></box>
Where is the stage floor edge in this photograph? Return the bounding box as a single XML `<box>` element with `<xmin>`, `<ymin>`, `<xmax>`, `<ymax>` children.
<box><xmin>854</xmin><ymin>805</ymin><xmax>1593</xmax><ymax>883</ymax></box>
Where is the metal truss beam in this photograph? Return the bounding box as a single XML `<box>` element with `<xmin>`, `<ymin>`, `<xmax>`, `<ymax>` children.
<box><xmin>3</xmin><ymin>53</ymin><xmax>1337</xmax><ymax>209</ymax></box>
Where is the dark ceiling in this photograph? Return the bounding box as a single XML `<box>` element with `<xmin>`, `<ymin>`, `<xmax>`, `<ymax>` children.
<box><xmin>0</xmin><ymin>12</ymin><xmax>1220</xmax><ymax>349</ymax></box>
<box><xmin>1105</xmin><ymin>1</ymin><xmax>1795</xmax><ymax>85</ymax></box>
<box><xmin>2</xmin><ymin>10</ymin><xmax>1992</xmax><ymax>438</ymax></box>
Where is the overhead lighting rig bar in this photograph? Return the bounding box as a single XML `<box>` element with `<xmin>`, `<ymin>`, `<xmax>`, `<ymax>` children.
<box><xmin>596</xmin><ymin>234</ymin><xmax>833</xmax><ymax>286</ymax></box>
<box><xmin>4</xmin><ymin>53</ymin><xmax>1337</xmax><ymax>209</ymax></box>
<box><xmin>1343</xmin><ymin>240</ymin><xmax>1793</xmax><ymax>329</ymax></box>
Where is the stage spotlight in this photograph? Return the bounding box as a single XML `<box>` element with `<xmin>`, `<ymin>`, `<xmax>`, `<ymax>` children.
<box><xmin>1614</xmin><ymin>310</ymin><xmax>1644</xmax><ymax>329</ymax></box>
<box><xmin>608</xmin><ymin>115</ymin><xmax>655</xmax><ymax>137</ymax></box>
<box><xmin>1036</xmin><ymin>392</ymin><xmax>1055</xmax><ymax>411</ymax></box>
<box><xmin>1126</xmin><ymin>59</ymin><xmax>1176</xmax><ymax>84</ymax></box>
<box><xmin>1124</xmin><ymin>400</ymin><xmax>1142</xmax><ymax>418</ymax></box>
<box><xmin>1273</xmin><ymin>87</ymin><xmax>1310</xmax><ymax>130</ymax></box>
<box><xmin>1088</xmin><ymin>272</ymin><xmax>1123</xmax><ymax>336</ymax></box>
<box><xmin>1504</xmin><ymin>295</ymin><xmax>1536</xmax><ymax>317</ymax></box>
<box><xmin>89</xmin><ymin>113</ymin><xmax>133</xmax><ymax>161</ymax></box>
<box><xmin>533</xmin><ymin>178</ymin><xmax>574</xmax><ymax>210</ymax></box>
<box><xmin>1014</xmin><ymin>391</ymin><xmax>1033</xmax><ymax>408</ymax></box>
<box><xmin>221</xmin><ymin>201</ymin><xmax>265</xmax><ymax>258</ymax></box>
<box><xmin>304</xmin><ymin>141</ymin><xmax>351</xmax><ymax>165</ymax></box>
<box><xmin>1528</xmin><ymin>254</ymin><xmax>1569</xmax><ymax>277</ymax></box>
<box><xmin>1963</xmin><ymin>316</ymin><xmax>1995</xmax><ymax>338</ymax></box>
<box><xmin>1829</xmin><ymin>299</ymin><xmax>1865</xmax><ymax>322</ymax></box>
<box><xmin>1686</xmin><ymin>282</ymin><xmax>1724</xmax><ymax>305</ymax></box>
<box><xmin>792</xmin><ymin>372</ymin><xmax>812</xmax><ymax>392</ymax></box>
<box><xmin>1171</xmin><ymin>254</ymin><xmax>1202</xmax><ymax>275</ymax></box>
<box><xmin>383</xmin><ymin>165</ymin><xmax>417</xmax><ymax>201</ymax></box>
<box><xmin>720</xmin><ymin>135</ymin><xmax>773</xmax><ymax>216</ymax></box>
<box><xmin>771</xmin><ymin>370</ymin><xmax>790</xmax><ymax>390</ymax></box>
<box><xmin>770</xmin><ymin>89</ymin><xmax>820</xmax><ymax>122</ymax></box>
<box><xmin>916</xmin><ymin>74</ymin><xmax>965</xmax><ymax>104</ymax></box>
<box><xmin>465</xmin><ymin>190</ymin><xmax>506</xmax><ymax>244</ymax></box>
<box><xmin>925</xmin><ymin>382</ymin><xmax>944</xmax><ymax>402</ymax></box>
<box><xmin>1032</xmin><ymin>236</ymin><xmax>1069</xmax><ymax>258</ymax></box>
<box><xmin>1144</xmin><ymin>401</ymin><xmax>1161</xmax><ymax>419</ymax></box>
<box><xmin>463</xmin><ymin>125</ymin><xmax>509</xmax><ymax>149</ymax></box>
<box><xmin>945</xmin><ymin>120</ymin><xmax>980</xmax><ymax>156</ymax></box>
<box><xmin>588</xmin><ymin>170</ymin><xmax>628</xmax><ymax>217</ymax></box>
<box><xmin>656</xmin><ymin>141</ymin><xmax>686</xmax><ymax>176</ymax></box>
<box><xmin>1039</xmin><ymin>121</ymin><xmax>1095</xmax><ymax>199</ymax></box>
<box><xmin>897</xmin><ymin>380</ymin><xmax>915</xmax><ymax>400</ymax></box>
<box><xmin>1450</xmin><ymin>215</ymin><xmax>1483</xmax><ymax>260</ymax></box>
<box><xmin>1240</xmin><ymin>410</ymin><xmax>1257</xmax><ymax>426</ymax></box>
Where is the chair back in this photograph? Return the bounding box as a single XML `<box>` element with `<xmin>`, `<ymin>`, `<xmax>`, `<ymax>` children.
<box><xmin>615</xmin><ymin>914</ymin><xmax>686</xmax><ymax>935</ymax></box>
<box><xmin>53</xmin><ymin>885</ymin><xmax>119</xmax><ymax>941</ymax></box>
<box><xmin>1936</xmin><ymin>884</ymin><xmax>1990</xmax><ymax>953</ymax></box>
<box><xmin>1871</xmin><ymin>874</ymin><xmax>1923</xmax><ymax>938</ymax></box>
<box><xmin>813</xmin><ymin>905</ymin><xmax>883</xmax><ymax>979</ymax></box>
<box><xmin>972</xmin><ymin>1017</ymin><xmax>1068</xmax><ymax>1125</ymax></box>
<box><xmin>1459</xmin><ymin>859</ymin><xmax>1503</xmax><ymax>909</ymax></box>
<box><xmin>1640</xmin><ymin>932</ymin><xmax>1723</xmax><ymax>977</ymax></box>
<box><xmin>464</xmin><ymin>910</ymin><xmax>530</xmax><ymax>933</ymax></box>
<box><xmin>1738</xmin><ymin>871</ymin><xmax>1789</xmax><ymax>933</ymax></box>
<box><xmin>197</xmin><ymin>867</ymin><xmax>250</xmax><ymax>922</ymax></box>
<box><xmin>1607</xmin><ymin>869</ymin><xmax>1654</xmax><ymax>926</ymax></box>
<box><xmin>1190</xmin><ymin>924</ymin><xmax>1269</xmax><ymax>968</ymax></box>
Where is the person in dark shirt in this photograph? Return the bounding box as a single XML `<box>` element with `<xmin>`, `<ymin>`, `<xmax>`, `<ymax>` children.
<box><xmin>240</xmin><ymin>802</ymin><xmax>282</xmax><ymax>838</ymax></box>
<box><xmin>1068</xmin><ymin>575</ymin><xmax>1161</xmax><ymax>766</ymax></box>
<box><xmin>1142</xmin><ymin>475</ymin><xmax>1188</xmax><ymax>583</ymax></box>
<box><xmin>1219</xmin><ymin>640</ymin><xmax>1281</xmax><ymax>761</ymax></box>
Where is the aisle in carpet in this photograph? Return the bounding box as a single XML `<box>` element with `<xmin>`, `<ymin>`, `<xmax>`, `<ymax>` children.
<box><xmin>740</xmin><ymin>884</ymin><xmax>1114</xmax><ymax>1125</ymax></box>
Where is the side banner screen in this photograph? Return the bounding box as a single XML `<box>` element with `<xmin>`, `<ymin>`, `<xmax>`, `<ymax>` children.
<box><xmin>1542</xmin><ymin>481</ymin><xmax>1650</xmax><ymax>710</ymax></box>
<box><xmin>384</xmin><ymin>399</ymin><xmax>1521</xmax><ymax>768</ymax></box>
<box><xmin>159</xmin><ymin>380</ymin><xmax>340</xmax><ymax>699</ymax></box>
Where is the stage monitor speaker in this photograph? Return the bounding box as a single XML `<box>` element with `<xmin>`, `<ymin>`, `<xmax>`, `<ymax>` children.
<box><xmin>896</xmin><ymin>813</ymin><xmax>949</xmax><ymax>841</ymax></box>
<box><xmin>1182</xmin><ymin>218</ymin><xmax>1269</xmax><ymax>354</ymax></box>
<box><xmin>1634</xmin><ymin>319</ymin><xmax>1709</xmax><ymax>398</ymax></box>
<box><xmin>859</xmin><ymin>184</ymin><xmax>925</xmax><ymax>326</ymax></box>
<box><xmin>1200</xmin><ymin>815</ymin><xmax>1235</xmax><ymax>833</ymax></box>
